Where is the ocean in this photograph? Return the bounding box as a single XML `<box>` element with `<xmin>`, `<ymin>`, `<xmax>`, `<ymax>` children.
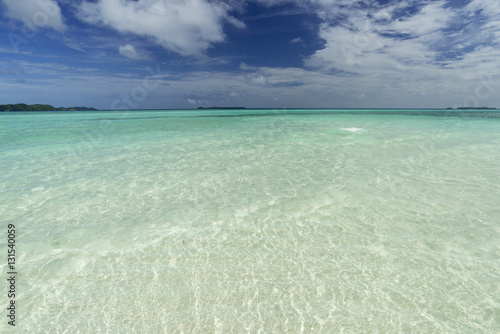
<box><xmin>1</xmin><ymin>109</ymin><xmax>499</xmax><ymax>332</ymax></box>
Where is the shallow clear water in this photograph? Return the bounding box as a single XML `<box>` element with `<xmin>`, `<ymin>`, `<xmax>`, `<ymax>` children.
<box><xmin>1</xmin><ymin>109</ymin><xmax>499</xmax><ymax>332</ymax></box>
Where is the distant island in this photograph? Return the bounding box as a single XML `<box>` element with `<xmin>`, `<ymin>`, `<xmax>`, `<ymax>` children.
<box><xmin>0</xmin><ymin>103</ymin><xmax>97</xmax><ymax>112</ymax></box>
<box><xmin>447</xmin><ymin>107</ymin><xmax>497</xmax><ymax>110</ymax></box>
<box><xmin>197</xmin><ymin>106</ymin><xmax>246</xmax><ymax>110</ymax></box>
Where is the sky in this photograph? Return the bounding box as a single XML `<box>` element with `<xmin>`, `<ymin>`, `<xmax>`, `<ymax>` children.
<box><xmin>0</xmin><ymin>0</ymin><xmax>499</xmax><ymax>109</ymax></box>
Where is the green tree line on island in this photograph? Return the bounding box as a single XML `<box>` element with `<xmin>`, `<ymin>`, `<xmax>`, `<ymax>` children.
<box><xmin>0</xmin><ymin>103</ymin><xmax>97</xmax><ymax>112</ymax></box>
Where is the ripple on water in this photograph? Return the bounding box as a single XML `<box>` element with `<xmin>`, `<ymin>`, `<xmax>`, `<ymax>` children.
<box><xmin>2</xmin><ymin>111</ymin><xmax>499</xmax><ymax>332</ymax></box>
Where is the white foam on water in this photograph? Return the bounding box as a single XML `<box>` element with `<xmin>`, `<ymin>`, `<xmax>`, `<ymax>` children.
<box><xmin>340</xmin><ymin>127</ymin><xmax>363</xmax><ymax>132</ymax></box>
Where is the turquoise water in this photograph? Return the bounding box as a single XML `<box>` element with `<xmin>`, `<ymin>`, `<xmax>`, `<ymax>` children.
<box><xmin>1</xmin><ymin>109</ymin><xmax>499</xmax><ymax>332</ymax></box>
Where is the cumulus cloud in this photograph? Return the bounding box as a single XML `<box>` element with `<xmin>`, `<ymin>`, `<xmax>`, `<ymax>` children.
<box><xmin>131</xmin><ymin>0</ymin><xmax>499</xmax><ymax>108</ymax></box>
<box><xmin>118</xmin><ymin>44</ymin><xmax>152</xmax><ymax>61</ymax></box>
<box><xmin>307</xmin><ymin>0</ymin><xmax>500</xmax><ymax>70</ymax></box>
<box><xmin>305</xmin><ymin>1</ymin><xmax>455</xmax><ymax>71</ymax></box>
<box><xmin>294</xmin><ymin>0</ymin><xmax>500</xmax><ymax>107</ymax></box>
<box><xmin>2</xmin><ymin>0</ymin><xmax>66</xmax><ymax>31</ymax></box>
<box><xmin>303</xmin><ymin>0</ymin><xmax>500</xmax><ymax>87</ymax></box>
<box><xmin>4</xmin><ymin>0</ymin><xmax>498</xmax><ymax>109</ymax></box>
<box><xmin>78</xmin><ymin>0</ymin><xmax>245</xmax><ymax>56</ymax></box>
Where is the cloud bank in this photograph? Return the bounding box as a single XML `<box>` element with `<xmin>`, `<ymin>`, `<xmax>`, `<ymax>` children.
<box><xmin>1</xmin><ymin>0</ymin><xmax>499</xmax><ymax>109</ymax></box>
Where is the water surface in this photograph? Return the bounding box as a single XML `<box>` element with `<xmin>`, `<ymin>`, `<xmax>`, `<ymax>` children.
<box><xmin>1</xmin><ymin>109</ymin><xmax>499</xmax><ymax>332</ymax></box>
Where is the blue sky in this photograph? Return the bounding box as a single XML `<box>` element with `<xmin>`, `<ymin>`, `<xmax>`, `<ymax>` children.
<box><xmin>0</xmin><ymin>0</ymin><xmax>499</xmax><ymax>109</ymax></box>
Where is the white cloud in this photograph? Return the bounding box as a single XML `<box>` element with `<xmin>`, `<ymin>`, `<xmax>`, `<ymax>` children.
<box><xmin>380</xmin><ymin>1</ymin><xmax>454</xmax><ymax>37</ymax></box>
<box><xmin>465</xmin><ymin>0</ymin><xmax>500</xmax><ymax>44</ymax></box>
<box><xmin>240</xmin><ymin>62</ymin><xmax>257</xmax><ymax>71</ymax></box>
<box><xmin>0</xmin><ymin>47</ymin><xmax>32</xmax><ymax>55</ymax></box>
<box><xmin>304</xmin><ymin>1</ymin><xmax>498</xmax><ymax>85</ymax></box>
<box><xmin>466</xmin><ymin>0</ymin><xmax>500</xmax><ymax>16</ymax></box>
<box><xmin>78</xmin><ymin>0</ymin><xmax>245</xmax><ymax>56</ymax></box>
<box><xmin>3</xmin><ymin>0</ymin><xmax>499</xmax><ymax>110</ymax></box>
<box><xmin>3</xmin><ymin>57</ymin><xmax>498</xmax><ymax>110</ymax></box>
<box><xmin>248</xmin><ymin>74</ymin><xmax>267</xmax><ymax>86</ymax></box>
<box><xmin>2</xmin><ymin>0</ymin><xmax>66</xmax><ymax>31</ymax></box>
<box><xmin>118</xmin><ymin>44</ymin><xmax>152</xmax><ymax>61</ymax></box>
<box><xmin>306</xmin><ymin>1</ymin><xmax>454</xmax><ymax>70</ymax></box>
<box><xmin>293</xmin><ymin>0</ymin><xmax>500</xmax><ymax>107</ymax></box>
<box><xmin>305</xmin><ymin>24</ymin><xmax>388</xmax><ymax>70</ymax></box>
